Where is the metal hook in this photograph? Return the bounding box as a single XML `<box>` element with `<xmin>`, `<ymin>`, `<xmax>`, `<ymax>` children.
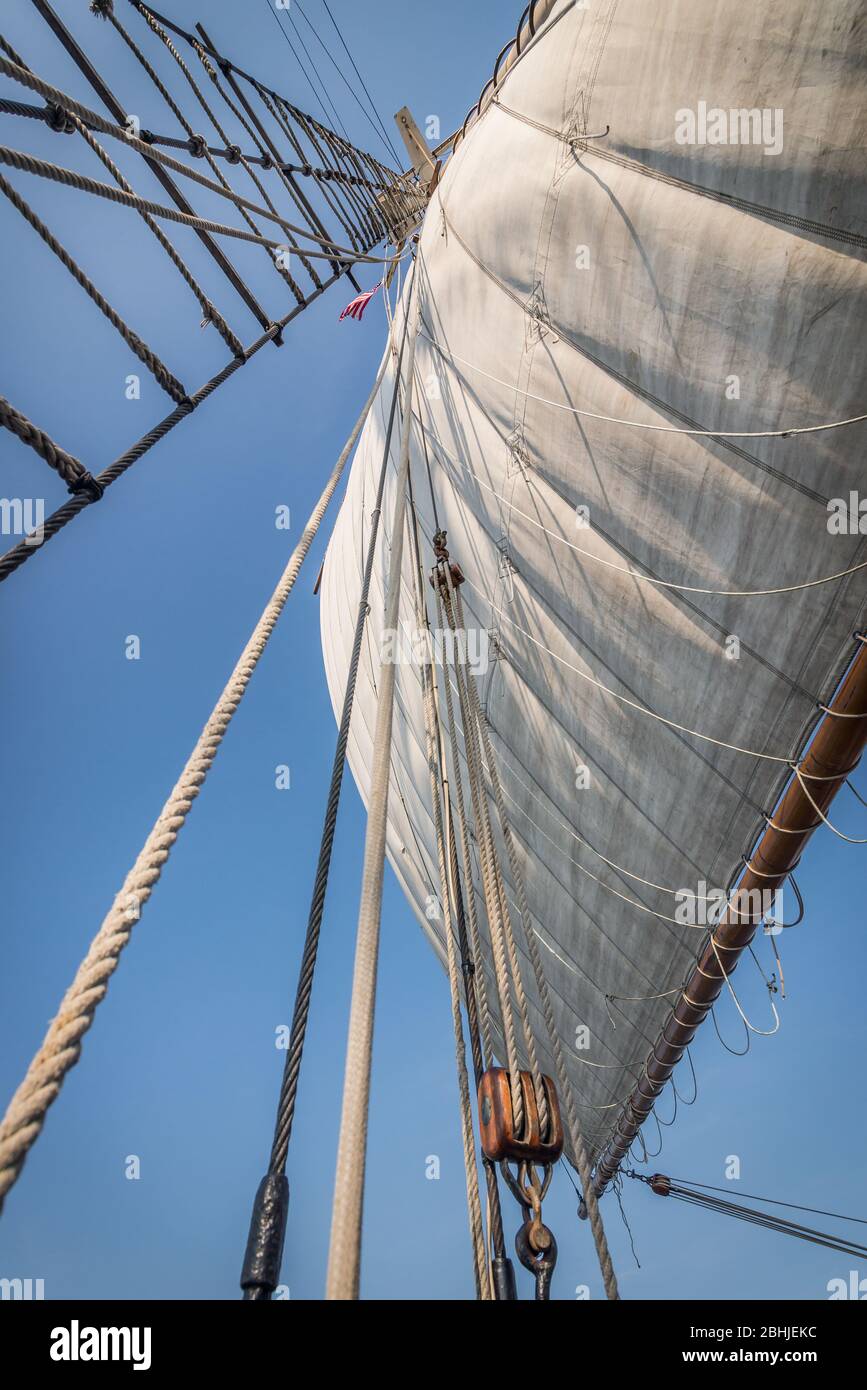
<box><xmin>515</xmin><ymin>1218</ymin><xmax>558</xmax><ymax>1300</ymax></box>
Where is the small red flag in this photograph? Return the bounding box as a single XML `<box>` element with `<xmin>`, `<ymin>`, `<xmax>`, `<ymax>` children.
<box><xmin>339</xmin><ymin>282</ymin><xmax>381</xmax><ymax>322</ymax></box>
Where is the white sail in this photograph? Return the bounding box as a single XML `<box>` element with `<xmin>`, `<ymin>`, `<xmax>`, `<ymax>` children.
<box><xmin>321</xmin><ymin>0</ymin><xmax>867</xmax><ymax>1160</ymax></box>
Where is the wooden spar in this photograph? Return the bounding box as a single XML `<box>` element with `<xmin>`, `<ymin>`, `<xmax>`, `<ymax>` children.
<box><xmin>592</xmin><ymin>633</ymin><xmax>867</xmax><ymax>1197</ymax></box>
<box><xmin>394</xmin><ymin>107</ymin><xmax>437</xmax><ymax>183</ymax></box>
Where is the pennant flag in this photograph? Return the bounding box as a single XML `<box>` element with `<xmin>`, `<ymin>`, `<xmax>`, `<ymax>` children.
<box><xmin>339</xmin><ymin>282</ymin><xmax>381</xmax><ymax>322</ymax></box>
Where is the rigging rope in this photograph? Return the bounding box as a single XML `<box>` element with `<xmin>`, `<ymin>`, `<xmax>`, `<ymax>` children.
<box><xmin>64</xmin><ymin>109</ymin><xmax>243</xmax><ymax>356</ymax></box>
<box><xmin>412</xmin><ymin>523</ymin><xmax>490</xmax><ymax>1299</ymax></box>
<box><xmin>0</xmin><ymin>144</ymin><xmax>398</xmax><ymax>262</ymax></box>
<box><xmin>324</xmin><ymin>271</ymin><xmax>422</xmax><ymax>1300</ymax></box>
<box><xmin>240</xmin><ymin>313</ymin><xmax>407</xmax><ymax>1301</ymax></box>
<box><xmin>791</xmin><ymin>765</ymin><xmax>867</xmax><ymax>843</ymax></box>
<box><xmin>272</xmin><ymin>1</ymin><xmax>351</xmax><ymax>144</ymax></box>
<box><xmin>253</xmin><ymin>81</ymin><xmax>374</xmax><ymax>253</ymax></box>
<box><xmin>185</xmin><ymin>23</ymin><xmax>347</xmax><ymax>276</ymax></box>
<box><xmin>422</xmin><ymin>425</ymin><xmax>867</xmax><ymax>598</ymax></box>
<box><xmin>430</xmin><ymin>635</ymin><xmax>513</xmax><ymax>1292</ymax></box>
<box><xmin>0</xmin><ymin>245</ymin><xmax>396</xmax><ymax>584</ymax></box>
<box><xmin>469</xmin><ymin>585</ymin><xmax>815</xmax><ymax>766</ymax></box>
<box><xmin>0</xmin><ymin>48</ymin><xmax>418</xmax><ymax>253</ymax></box>
<box><xmin>628</xmin><ymin>1172</ymin><xmax>867</xmax><ymax>1259</ymax></box>
<box><xmin>708</xmin><ymin>936</ymin><xmax>781</xmax><ymax>1036</ymax></box>
<box><xmin>0</xmin><ymin>345</ymin><xmax>389</xmax><ymax>1208</ymax></box>
<box><xmin>437</xmin><ymin>629</ymin><xmax>686</xmax><ymax>1082</ymax></box>
<box><xmin>320</xmin><ymin>0</ymin><xmax>404</xmax><ymax>167</ymax></box>
<box><xmin>663</xmin><ymin>1177</ymin><xmax>867</xmax><ymax>1227</ymax></box>
<box><xmin>0</xmin><ymin>397</ymin><xmax>99</xmax><ymax>496</ymax></box>
<box><xmin>0</xmin><ymin>52</ymin><xmax>390</xmax><ymax>248</ymax></box>
<box><xmin>449</xmin><ymin>583</ymin><xmax>620</xmax><ymax>1300</ymax></box>
<box><xmin>0</xmin><ymin>321</ymin><xmax>271</xmax><ymax>585</ymax></box>
<box><xmin>435</xmin><ymin>610</ymin><xmax>494</xmax><ymax>1069</ymax></box>
<box><xmin>95</xmin><ymin>0</ymin><xmax>311</xmax><ymax>297</ymax></box>
<box><xmin>437</xmin><ymin>578</ymin><xmax>533</xmax><ymax>1137</ymax></box>
<box><xmin>294</xmin><ymin>0</ymin><xmax>402</xmax><ymax>168</ymax></box>
<box><xmin>419</xmin><ymin>331</ymin><xmax>867</xmax><ymax>440</ymax></box>
<box><xmin>0</xmin><ymin>168</ymin><xmax>187</xmax><ymax>403</ymax></box>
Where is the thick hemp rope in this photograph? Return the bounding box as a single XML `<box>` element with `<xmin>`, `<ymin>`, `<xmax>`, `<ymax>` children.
<box><xmin>118</xmin><ymin>1</ymin><xmax>316</xmax><ymax>294</ymax></box>
<box><xmin>0</xmin><ymin>147</ymin><xmax>397</xmax><ymax>264</ymax></box>
<box><xmin>433</xmin><ymin>587</ymin><xmax>495</xmax><ymax>1068</ymax></box>
<box><xmin>437</xmin><ymin>578</ymin><xmax>528</xmax><ymax>1135</ymax></box>
<box><xmin>0</xmin><ymin>168</ymin><xmax>187</xmax><ymax>404</ymax></box>
<box><xmin>325</xmin><ymin>273</ymin><xmax>422</xmax><ymax>1301</ymax></box>
<box><xmin>64</xmin><ymin>110</ymin><xmax>243</xmax><ymax>358</ymax></box>
<box><xmin>414</xmin><ymin>546</ymin><xmax>490</xmax><ymax>1298</ymax></box>
<box><xmin>0</xmin><ymin>354</ymin><xmax>390</xmax><ymax>1207</ymax></box>
<box><xmin>440</xmin><ymin>566</ymin><xmax>548</xmax><ymax>1134</ymax></box>
<box><xmin>0</xmin><ymin>396</ymin><xmax>98</xmax><ymax>495</ymax></box>
<box><xmin>240</xmin><ymin>311</ymin><xmax>408</xmax><ymax>1301</ymax></box>
<box><xmin>452</xmin><ymin>585</ymin><xmax>621</xmax><ymax>1301</ymax></box>
<box><xmin>0</xmin><ymin>53</ymin><xmax>410</xmax><ymax>258</ymax></box>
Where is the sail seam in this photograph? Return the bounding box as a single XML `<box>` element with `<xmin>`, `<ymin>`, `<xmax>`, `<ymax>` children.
<box><xmin>434</xmin><ymin>205</ymin><xmax>831</xmax><ymax>506</ymax></box>
<box><xmin>493</xmin><ymin>97</ymin><xmax>867</xmax><ymax>254</ymax></box>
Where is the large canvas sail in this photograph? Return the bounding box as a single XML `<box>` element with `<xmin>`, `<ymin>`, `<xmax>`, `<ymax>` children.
<box><xmin>320</xmin><ymin>0</ymin><xmax>867</xmax><ymax>1162</ymax></box>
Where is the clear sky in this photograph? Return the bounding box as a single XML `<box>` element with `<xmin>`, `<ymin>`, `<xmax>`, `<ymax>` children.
<box><xmin>1</xmin><ymin>0</ymin><xmax>864</xmax><ymax>1302</ymax></box>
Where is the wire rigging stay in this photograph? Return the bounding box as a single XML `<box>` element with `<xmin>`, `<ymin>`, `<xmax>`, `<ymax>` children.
<box><xmin>2</xmin><ymin>0</ymin><xmax>866</xmax><ymax>1309</ymax></box>
<box><xmin>628</xmin><ymin>1172</ymin><xmax>867</xmax><ymax>1260</ymax></box>
<box><xmin>239</xmin><ymin>300</ymin><xmax>412</xmax><ymax>1302</ymax></box>
<box><xmin>0</xmin><ymin>0</ymin><xmax>424</xmax><ymax>583</ymax></box>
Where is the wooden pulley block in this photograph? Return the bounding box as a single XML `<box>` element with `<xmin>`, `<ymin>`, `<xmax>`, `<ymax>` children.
<box><xmin>477</xmin><ymin>1068</ymin><xmax>564</xmax><ymax>1163</ymax></box>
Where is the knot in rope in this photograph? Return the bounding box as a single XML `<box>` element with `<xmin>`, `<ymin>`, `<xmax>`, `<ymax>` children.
<box><xmin>45</xmin><ymin>103</ymin><xmax>74</xmax><ymax>134</ymax></box>
<box><xmin>67</xmin><ymin>470</ymin><xmax>105</xmax><ymax>502</ymax></box>
<box><xmin>186</xmin><ymin>132</ymin><xmax>206</xmax><ymax>158</ymax></box>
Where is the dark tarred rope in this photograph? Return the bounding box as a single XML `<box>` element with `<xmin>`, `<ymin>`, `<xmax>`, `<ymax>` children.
<box><xmin>240</xmin><ymin>297</ymin><xmax>413</xmax><ymax>1302</ymax></box>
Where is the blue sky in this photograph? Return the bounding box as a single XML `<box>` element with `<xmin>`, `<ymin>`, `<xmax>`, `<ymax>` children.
<box><xmin>1</xmin><ymin>0</ymin><xmax>864</xmax><ymax>1302</ymax></box>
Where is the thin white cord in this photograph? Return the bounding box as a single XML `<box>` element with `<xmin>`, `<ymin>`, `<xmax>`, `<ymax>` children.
<box><xmin>709</xmin><ymin>935</ymin><xmax>781</xmax><ymax>1036</ymax></box>
<box><xmin>792</xmin><ymin>765</ymin><xmax>867</xmax><ymax>843</ymax></box>
<box><xmin>419</xmin><ymin>330</ymin><xmax>867</xmax><ymax>439</ymax></box>
<box><xmin>609</xmin><ymin>988</ymin><xmax>682</xmax><ymax>1003</ymax></box>
<box><xmin>448</xmin><ymin>688</ymin><xmax>730</xmax><ymax>929</ymax></box>
<box><xmin>420</xmin><ymin>421</ymin><xmax>867</xmax><ymax>598</ymax></box>
<box><xmin>498</xmin><ymin>770</ymin><xmax>706</xmax><ymax>926</ymax></box>
<box><xmin>466</xmin><ymin>579</ymin><xmax>796</xmax><ymax>764</ymax></box>
<box><xmin>493</xmin><ymin>751</ymin><xmax>718</xmax><ymax>898</ymax></box>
